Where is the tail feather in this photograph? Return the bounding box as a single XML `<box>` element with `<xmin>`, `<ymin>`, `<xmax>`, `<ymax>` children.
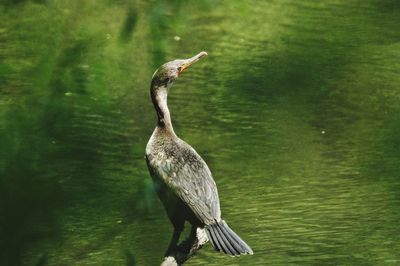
<box><xmin>205</xmin><ymin>220</ymin><xmax>253</xmax><ymax>256</ymax></box>
<box><xmin>216</xmin><ymin>222</ymin><xmax>247</xmax><ymax>253</ymax></box>
<box><xmin>211</xmin><ymin>225</ymin><xmax>232</xmax><ymax>255</ymax></box>
<box><xmin>221</xmin><ymin>221</ymin><xmax>253</xmax><ymax>252</ymax></box>
<box><xmin>213</xmin><ymin>224</ymin><xmax>236</xmax><ymax>255</ymax></box>
<box><xmin>208</xmin><ymin>225</ymin><xmax>222</xmax><ymax>252</ymax></box>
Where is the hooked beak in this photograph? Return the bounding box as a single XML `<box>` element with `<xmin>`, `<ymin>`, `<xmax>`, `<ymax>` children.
<box><xmin>178</xmin><ymin>51</ymin><xmax>208</xmax><ymax>75</ymax></box>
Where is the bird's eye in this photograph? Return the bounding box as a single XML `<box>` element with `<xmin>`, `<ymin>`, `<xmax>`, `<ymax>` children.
<box><xmin>177</xmin><ymin>66</ymin><xmax>182</xmax><ymax>72</ymax></box>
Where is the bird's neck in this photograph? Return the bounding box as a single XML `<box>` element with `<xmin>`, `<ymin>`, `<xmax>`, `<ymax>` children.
<box><xmin>151</xmin><ymin>84</ymin><xmax>176</xmax><ymax>136</ymax></box>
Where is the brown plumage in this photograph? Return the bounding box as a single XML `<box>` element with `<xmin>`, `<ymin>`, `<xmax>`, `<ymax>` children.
<box><xmin>145</xmin><ymin>52</ymin><xmax>253</xmax><ymax>257</ymax></box>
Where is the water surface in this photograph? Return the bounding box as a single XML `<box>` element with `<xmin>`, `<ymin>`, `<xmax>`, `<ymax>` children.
<box><xmin>1</xmin><ymin>0</ymin><xmax>400</xmax><ymax>265</ymax></box>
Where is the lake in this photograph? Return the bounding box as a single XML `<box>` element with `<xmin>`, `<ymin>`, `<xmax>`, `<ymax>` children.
<box><xmin>1</xmin><ymin>0</ymin><xmax>400</xmax><ymax>265</ymax></box>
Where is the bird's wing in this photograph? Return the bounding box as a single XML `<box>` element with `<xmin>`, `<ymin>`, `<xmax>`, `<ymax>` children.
<box><xmin>154</xmin><ymin>139</ymin><xmax>221</xmax><ymax>224</ymax></box>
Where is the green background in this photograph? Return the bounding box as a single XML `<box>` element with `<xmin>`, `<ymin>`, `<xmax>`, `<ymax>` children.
<box><xmin>1</xmin><ymin>0</ymin><xmax>400</xmax><ymax>265</ymax></box>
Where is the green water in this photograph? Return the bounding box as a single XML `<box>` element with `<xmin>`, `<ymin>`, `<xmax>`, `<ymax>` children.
<box><xmin>1</xmin><ymin>0</ymin><xmax>400</xmax><ymax>265</ymax></box>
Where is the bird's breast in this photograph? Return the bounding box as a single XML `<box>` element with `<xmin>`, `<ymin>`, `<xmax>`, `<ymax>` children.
<box><xmin>146</xmin><ymin>142</ymin><xmax>177</xmax><ymax>186</ymax></box>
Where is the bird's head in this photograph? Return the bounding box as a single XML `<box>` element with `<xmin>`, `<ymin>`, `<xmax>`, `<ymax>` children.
<box><xmin>151</xmin><ymin>51</ymin><xmax>208</xmax><ymax>89</ymax></box>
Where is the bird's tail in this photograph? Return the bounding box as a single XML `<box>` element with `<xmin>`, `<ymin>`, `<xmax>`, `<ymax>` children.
<box><xmin>205</xmin><ymin>220</ymin><xmax>253</xmax><ymax>256</ymax></box>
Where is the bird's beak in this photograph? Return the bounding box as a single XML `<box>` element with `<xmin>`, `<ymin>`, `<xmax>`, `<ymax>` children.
<box><xmin>178</xmin><ymin>51</ymin><xmax>208</xmax><ymax>75</ymax></box>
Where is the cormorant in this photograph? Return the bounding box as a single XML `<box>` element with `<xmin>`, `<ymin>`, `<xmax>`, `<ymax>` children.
<box><xmin>145</xmin><ymin>52</ymin><xmax>253</xmax><ymax>257</ymax></box>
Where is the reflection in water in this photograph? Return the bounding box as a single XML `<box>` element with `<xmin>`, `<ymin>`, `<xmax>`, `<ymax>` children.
<box><xmin>1</xmin><ymin>0</ymin><xmax>400</xmax><ymax>265</ymax></box>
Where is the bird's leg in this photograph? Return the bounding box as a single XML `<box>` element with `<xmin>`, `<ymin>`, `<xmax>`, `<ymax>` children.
<box><xmin>189</xmin><ymin>225</ymin><xmax>197</xmax><ymax>243</ymax></box>
<box><xmin>178</xmin><ymin>225</ymin><xmax>198</xmax><ymax>254</ymax></box>
<box><xmin>165</xmin><ymin>225</ymin><xmax>183</xmax><ymax>257</ymax></box>
<box><xmin>162</xmin><ymin>223</ymin><xmax>209</xmax><ymax>265</ymax></box>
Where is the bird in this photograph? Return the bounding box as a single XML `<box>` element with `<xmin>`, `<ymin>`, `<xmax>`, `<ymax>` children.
<box><xmin>145</xmin><ymin>51</ymin><xmax>253</xmax><ymax>257</ymax></box>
